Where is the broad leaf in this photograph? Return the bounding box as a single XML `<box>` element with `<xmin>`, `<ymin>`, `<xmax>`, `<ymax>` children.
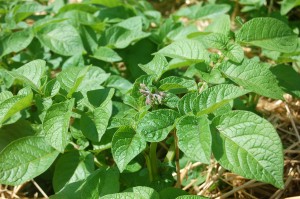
<box><xmin>43</xmin><ymin>99</ymin><xmax>74</xmax><ymax>152</ymax></box>
<box><xmin>205</xmin><ymin>14</ymin><xmax>230</xmax><ymax>35</ymax></box>
<box><xmin>0</xmin><ymin>28</ymin><xmax>34</xmax><ymax>57</ymax></box>
<box><xmin>124</xmin><ymin>186</ymin><xmax>160</xmax><ymax>199</ymax></box>
<box><xmin>280</xmin><ymin>0</ymin><xmax>300</xmax><ymax>15</ymax></box>
<box><xmin>194</xmin><ymin>4</ymin><xmax>231</xmax><ymax>19</ymax></box>
<box><xmin>177</xmin><ymin>92</ymin><xmax>198</xmax><ymax>115</ymax></box>
<box><xmin>159</xmin><ymin>76</ymin><xmax>197</xmax><ymax>94</ymax></box>
<box><xmin>137</xmin><ymin>109</ymin><xmax>180</xmax><ymax>142</ymax></box>
<box><xmin>236</xmin><ymin>17</ymin><xmax>298</xmax><ymax>53</ymax></box>
<box><xmin>112</xmin><ymin>127</ymin><xmax>146</xmax><ymax>172</ymax></box>
<box><xmin>156</xmin><ymin>39</ymin><xmax>209</xmax><ymax>62</ymax></box>
<box><xmin>53</xmin><ymin>151</ymin><xmax>94</xmax><ymax>192</ymax></box>
<box><xmin>219</xmin><ymin>60</ymin><xmax>284</xmax><ymax>99</ymax></box>
<box><xmin>211</xmin><ymin>111</ymin><xmax>284</xmax><ymax>188</ymax></box>
<box><xmin>0</xmin><ymin>136</ymin><xmax>59</xmax><ymax>185</ymax></box>
<box><xmin>36</xmin><ymin>22</ymin><xmax>84</xmax><ymax>56</ymax></box>
<box><xmin>80</xmin><ymin>167</ymin><xmax>119</xmax><ymax>198</ymax></box>
<box><xmin>44</xmin><ymin>79</ymin><xmax>61</xmax><ymax>97</ymax></box>
<box><xmin>57</xmin><ymin>66</ymin><xmax>90</xmax><ymax>98</ymax></box>
<box><xmin>176</xmin><ymin>115</ymin><xmax>211</xmax><ymax>163</ymax></box>
<box><xmin>0</xmin><ymin>92</ymin><xmax>33</xmax><ymax>126</ymax></box>
<box><xmin>176</xmin><ymin>196</ymin><xmax>209</xmax><ymax>199</ymax></box>
<box><xmin>101</xmin><ymin>192</ymin><xmax>138</xmax><ymax>199</ymax></box>
<box><xmin>194</xmin><ymin>84</ymin><xmax>249</xmax><ymax>115</ymax></box>
<box><xmin>10</xmin><ymin>59</ymin><xmax>46</xmax><ymax>91</ymax></box>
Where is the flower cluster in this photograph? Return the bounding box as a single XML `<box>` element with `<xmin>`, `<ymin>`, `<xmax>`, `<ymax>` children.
<box><xmin>139</xmin><ymin>83</ymin><xmax>166</xmax><ymax>105</ymax></box>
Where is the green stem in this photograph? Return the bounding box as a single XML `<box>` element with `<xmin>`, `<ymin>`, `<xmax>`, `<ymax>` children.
<box><xmin>164</xmin><ymin>142</ymin><xmax>175</xmax><ymax>163</ymax></box>
<box><xmin>143</xmin><ymin>152</ymin><xmax>153</xmax><ymax>182</ymax></box>
<box><xmin>149</xmin><ymin>142</ymin><xmax>158</xmax><ymax>181</ymax></box>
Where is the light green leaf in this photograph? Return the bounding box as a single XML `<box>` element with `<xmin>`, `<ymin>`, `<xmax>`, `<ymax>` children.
<box><xmin>0</xmin><ymin>136</ymin><xmax>59</xmax><ymax>185</ymax></box>
<box><xmin>112</xmin><ymin>127</ymin><xmax>146</xmax><ymax>172</ymax></box>
<box><xmin>116</xmin><ymin>16</ymin><xmax>144</xmax><ymax>31</ymax></box>
<box><xmin>137</xmin><ymin>109</ymin><xmax>180</xmax><ymax>142</ymax></box>
<box><xmin>280</xmin><ymin>0</ymin><xmax>300</xmax><ymax>15</ymax></box>
<box><xmin>92</xmin><ymin>46</ymin><xmax>122</xmax><ymax>62</ymax></box>
<box><xmin>194</xmin><ymin>4</ymin><xmax>231</xmax><ymax>19</ymax></box>
<box><xmin>0</xmin><ymin>91</ymin><xmax>13</xmax><ymax>104</ymax></box>
<box><xmin>43</xmin><ymin>99</ymin><xmax>74</xmax><ymax>152</ymax></box>
<box><xmin>53</xmin><ymin>151</ymin><xmax>94</xmax><ymax>192</ymax></box>
<box><xmin>57</xmin><ymin>10</ymin><xmax>96</xmax><ymax>27</ymax></box>
<box><xmin>194</xmin><ymin>84</ymin><xmax>248</xmax><ymax>115</ymax></box>
<box><xmin>124</xmin><ymin>186</ymin><xmax>160</xmax><ymax>199</ymax></box>
<box><xmin>0</xmin><ymin>92</ymin><xmax>33</xmax><ymax>126</ymax></box>
<box><xmin>156</xmin><ymin>39</ymin><xmax>209</xmax><ymax>62</ymax></box>
<box><xmin>37</xmin><ymin>22</ymin><xmax>84</xmax><ymax>56</ymax></box>
<box><xmin>219</xmin><ymin>59</ymin><xmax>284</xmax><ymax>99</ymax></box>
<box><xmin>106</xmin><ymin>75</ymin><xmax>133</xmax><ymax>94</ymax></box>
<box><xmin>177</xmin><ymin>92</ymin><xmax>198</xmax><ymax>115</ymax></box>
<box><xmin>176</xmin><ymin>115</ymin><xmax>211</xmax><ymax>163</ymax></box>
<box><xmin>211</xmin><ymin>111</ymin><xmax>284</xmax><ymax>189</ymax></box>
<box><xmin>139</xmin><ymin>55</ymin><xmax>168</xmax><ymax>80</ymax></box>
<box><xmin>44</xmin><ymin>79</ymin><xmax>61</xmax><ymax>98</ymax></box>
<box><xmin>10</xmin><ymin>59</ymin><xmax>46</xmax><ymax>91</ymax></box>
<box><xmin>0</xmin><ymin>28</ymin><xmax>34</xmax><ymax>57</ymax></box>
<box><xmin>91</xmin><ymin>0</ymin><xmax>123</xmax><ymax>7</ymax></box>
<box><xmin>236</xmin><ymin>17</ymin><xmax>298</xmax><ymax>53</ymax></box>
<box><xmin>101</xmin><ymin>192</ymin><xmax>138</xmax><ymax>199</ymax></box>
<box><xmin>159</xmin><ymin>76</ymin><xmax>197</xmax><ymax>94</ymax></box>
<box><xmin>205</xmin><ymin>14</ymin><xmax>231</xmax><ymax>35</ymax></box>
<box><xmin>57</xmin><ymin>66</ymin><xmax>90</xmax><ymax>98</ymax></box>
<box><xmin>80</xmin><ymin>167</ymin><xmax>119</xmax><ymax>198</ymax></box>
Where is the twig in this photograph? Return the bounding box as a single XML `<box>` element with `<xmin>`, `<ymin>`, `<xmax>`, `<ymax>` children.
<box><xmin>174</xmin><ymin>131</ymin><xmax>181</xmax><ymax>188</ymax></box>
<box><xmin>216</xmin><ymin>179</ymin><xmax>256</xmax><ymax>199</ymax></box>
<box><xmin>285</xmin><ymin>103</ymin><xmax>300</xmax><ymax>142</ymax></box>
<box><xmin>31</xmin><ymin>180</ymin><xmax>48</xmax><ymax>198</ymax></box>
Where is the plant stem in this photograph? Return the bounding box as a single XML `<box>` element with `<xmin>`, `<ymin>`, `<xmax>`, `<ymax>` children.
<box><xmin>149</xmin><ymin>142</ymin><xmax>158</xmax><ymax>181</ymax></box>
<box><xmin>144</xmin><ymin>152</ymin><xmax>153</xmax><ymax>182</ymax></box>
<box><xmin>164</xmin><ymin>142</ymin><xmax>175</xmax><ymax>163</ymax></box>
<box><xmin>174</xmin><ymin>131</ymin><xmax>181</xmax><ymax>188</ymax></box>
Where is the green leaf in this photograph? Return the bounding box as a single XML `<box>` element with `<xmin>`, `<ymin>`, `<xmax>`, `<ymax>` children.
<box><xmin>236</xmin><ymin>17</ymin><xmax>298</xmax><ymax>53</ymax></box>
<box><xmin>176</xmin><ymin>115</ymin><xmax>211</xmax><ymax>163</ymax></box>
<box><xmin>156</xmin><ymin>39</ymin><xmax>209</xmax><ymax>62</ymax></box>
<box><xmin>106</xmin><ymin>75</ymin><xmax>133</xmax><ymax>95</ymax></box>
<box><xmin>205</xmin><ymin>14</ymin><xmax>231</xmax><ymax>35</ymax></box>
<box><xmin>139</xmin><ymin>55</ymin><xmax>168</xmax><ymax>80</ymax></box>
<box><xmin>219</xmin><ymin>59</ymin><xmax>284</xmax><ymax>99</ymax></box>
<box><xmin>194</xmin><ymin>4</ymin><xmax>231</xmax><ymax>19</ymax></box>
<box><xmin>137</xmin><ymin>109</ymin><xmax>180</xmax><ymax>142</ymax></box>
<box><xmin>270</xmin><ymin>64</ymin><xmax>300</xmax><ymax>98</ymax></box>
<box><xmin>92</xmin><ymin>46</ymin><xmax>122</xmax><ymax>62</ymax></box>
<box><xmin>0</xmin><ymin>136</ymin><xmax>59</xmax><ymax>185</ymax></box>
<box><xmin>53</xmin><ymin>151</ymin><xmax>94</xmax><ymax>192</ymax></box>
<box><xmin>280</xmin><ymin>0</ymin><xmax>300</xmax><ymax>15</ymax></box>
<box><xmin>101</xmin><ymin>192</ymin><xmax>138</xmax><ymax>199</ymax></box>
<box><xmin>0</xmin><ymin>28</ymin><xmax>34</xmax><ymax>57</ymax></box>
<box><xmin>112</xmin><ymin>127</ymin><xmax>146</xmax><ymax>172</ymax></box>
<box><xmin>176</xmin><ymin>196</ymin><xmax>209</xmax><ymax>199</ymax></box>
<box><xmin>211</xmin><ymin>111</ymin><xmax>284</xmax><ymax>188</ymax></box>
<box><xmin>194</xmin><ymin>84</ymin><xmax>249</xmax><ymax>115</ymax></box>
<box><xmin>43</xmin><ymin>99</ymin><xmax>74</xmax><ymax>152</ymax></box>
<box><xmin>80</xmin><ymin>167</ymin><xmax>119</xmax><ymax>198</ymax></box>
<box><xmin>36</xmin><ymin>22</ymin><xmax>84</xmax><ymax>56</ymax></box>
<box><xmin>124</xmin><ymin>186</ymin><xmax>160</xmax><ymax>199</ymax></box>
<box><xmin>159</xmin><ymin>76</ymin><xmax>197</xmax><ymax>94</ymax></box>
<box><xmin>0</xmin><ymin>92</ymin><xmax>33</xmax><ymax>126</ymax></box>
<box><xmin>44</xmin><ymin>79</ymin><xmax>61</xmax><ymax>98</ymax></box>
<box><xmin>159</xmin><ymin>188</ymin><xmax>188</xmax><ymax>199</ymax></box>
<box><xmin>81</xmin><ymin>100</ymin><xmax>112</xmax><ymax>142</ymax></box>
<box><xmin>57</xmin><ymin>66</ymin><xmax>90</xmax><ymax>98</ymax></box>
<box><xmin>0</xmin><ymin>120</ymin><xmax>35</xmax><ymax>151</ymax></box>
<box><xmin>177</xmin><ymin>92</ymin><xmax>198</xmax><ymax>115</ymax></box>
<box><xmin>10</xmin><ymin>59</ymin><xmax>46</xmax><ymax>91</ymax></box>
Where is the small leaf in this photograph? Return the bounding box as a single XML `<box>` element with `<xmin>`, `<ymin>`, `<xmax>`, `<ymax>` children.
<box><xmin>219</xmin><ymin>59</ymin><xmax>284</xmax><ymax>99</ymax></box>
<box><xmin>194</xmin><ymin>84</ymin><xmax>249</xmax><ymax>115</ymax></box>
<box><xmin>159</xmin><ymin>76</ymin><xmax>197</xmax><ymax>94</ymax></box>
<box><xmin>53</xmin><ymin>151</ymin><xmax>94</xmax><ymax>192</ymax></box>
<box><xmin>236</xmin><ymin>17</ymin><xmax>298</xmax><ymax>53</ymax></box>
<box><xmin>44</xmin><ymin>79</ymin><xmax>61</xmax><ymax>97</ymax></box>
<box><xmin>57</xmin><ymin>66</ymin><xmax>90</xmax><ymax>98</ymax></box>
<box><xmin>0</xmin><ymin>136</ymin><xmax>59</xmax><ymax>185</ymax></box>
<box><xmin>36</xmin><ymin>22</ymin><xmax>84</xmax><ymax>56</ymax></box>
<box><xmin>43</xmin><ymin>99</ymin><xmax>74</xmax><ymax>152</ymax></box>
<box><xmin>137</xmin><ymin>109</ymin><xmax>180</xmax><ymax>142</ymax></box>
<box><xmin>92</xmin><ymin>46</ymin><xmax>122</xmax><ymax>62</ymax></box>
<box><xmin>124</xmin><ymin>186</ymin><xmax>160</xmax><ymax>199</ymax></box>
<box><xmin>211</xmin><ymin>111</ymin><xmax>284</xmax><ymax>188</ymax></box>
<box><xmin>139</xmin><ymin>54</ymin><xmax>168</xmax><ymax>80</ymax></box>
<box><xmin>10</xmin><ymin>59</ymin><xmax>46</xmax><ymax>91</ymax></box>
<box><xmin>156</xmin><ymin>39</ymin><xmax>209</xmax><ymax>62</ymax></box>
<box><xmin>112</xmin><ymin>127</ymin><xmax>146</xmax><ymax>172</ymax></box>
<box><xmin>176</xmin><ymin>115</ymin><xmax>211</xmax><ymax>163</ymax></box>
<box><xmin>0</xmin><ymin>92</ymin><xmax>33</xmax><ymax>126</ymax></box>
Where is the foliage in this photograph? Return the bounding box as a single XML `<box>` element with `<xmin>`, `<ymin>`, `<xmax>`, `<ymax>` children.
<box><xmin>0</xmin><ymin>0</ymin><xmax>299</xmax><ymax>198</ymax></box>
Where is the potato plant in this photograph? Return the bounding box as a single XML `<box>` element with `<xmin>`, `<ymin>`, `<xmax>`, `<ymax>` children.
<box><xmin>0</xmin><ymin>0</ymin><xmax>300</xmax><ymax>198</ymax></box>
